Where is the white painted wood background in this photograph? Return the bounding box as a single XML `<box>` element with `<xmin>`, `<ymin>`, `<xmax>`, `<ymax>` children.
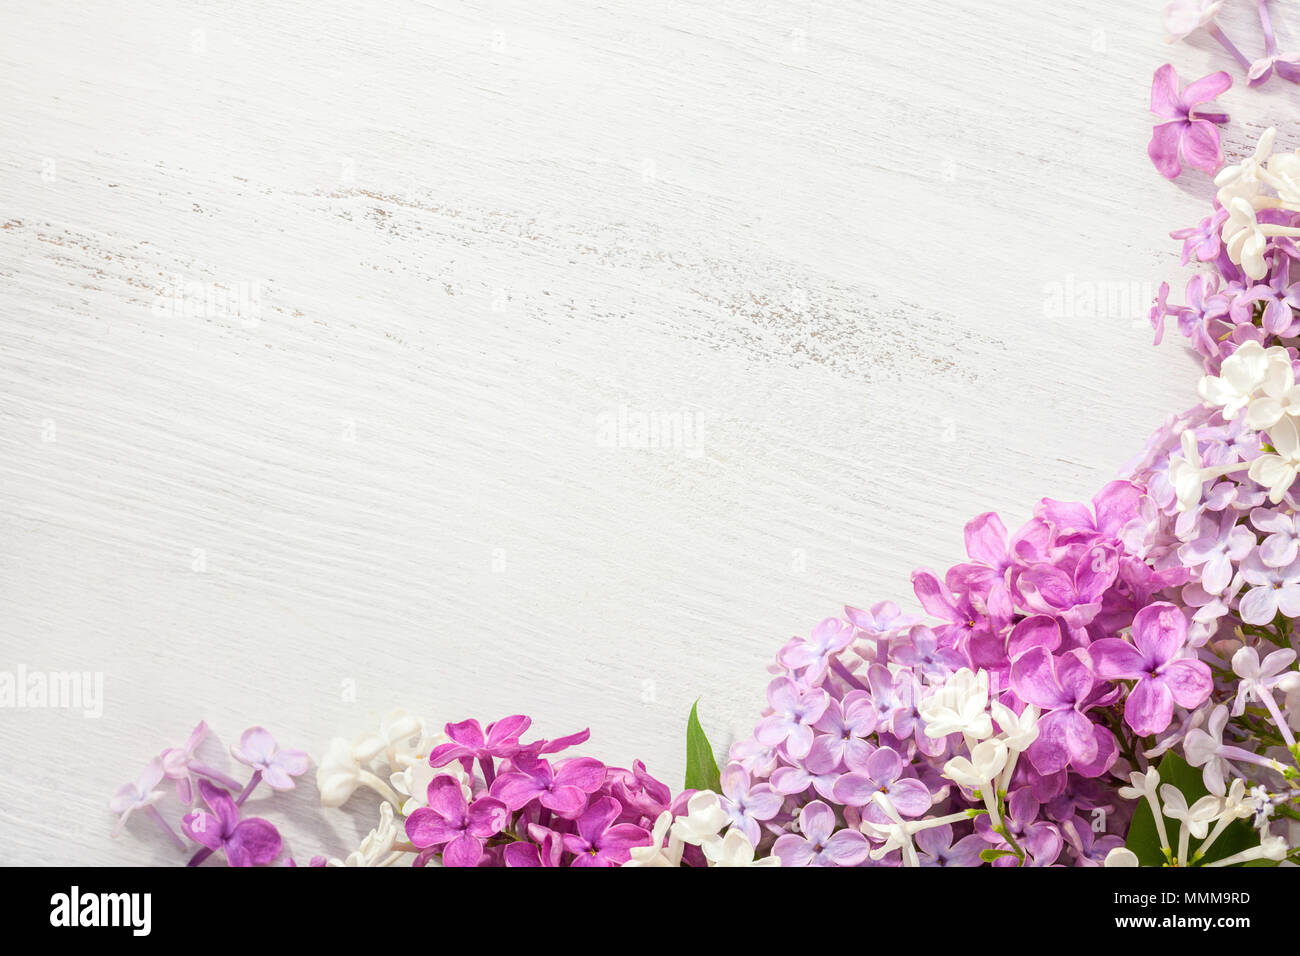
<box><xmin>3</xmin><ymin>0</ymin><xmax>1297</xmax><ymax>865</ymax></box>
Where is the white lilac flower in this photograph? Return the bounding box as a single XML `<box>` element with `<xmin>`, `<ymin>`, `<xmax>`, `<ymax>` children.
<box><xmin>624</xmin><ymin>810</ymin><xmax>685</xmax><ymax>867</ymax></box>
<box><xmin>1251</xmin><ymin>415</ymin><xmax>1300</xmax><ymax>505</ymax></box>
<box><xmin>670</xmin><ymin>791</ymin><xmax>730</xmax><ymax>846</ymax></box>
<box><xmin>109</xmin><ymin>758</ymin><xmax>169</xmax><ymax>837</ymax></box>
<box><xmin>702</xmin><ymin>828</ymin><xmax>779</xmax><ymax>867</ymax></box>
<box><xmin>1119</xmin><ymin>769</ymin><xmax>1171</xmax><ymax>853</ymax></box>
<box><xmin>351</xmin><ymin>709</ymin><xmax>426</xmax><ymax>766</ymax></box>
<box><xmin>990</xmin><ymin>700</ymin><xmax>1039</xmax><ymax>752</ymax></box>
<box><xmin>329</xmin><ymin>801</ymin><xmax>402</xmax><ymax>867</ymax></box>
<box><xmin>1232</xmin><ymin>644</ymin><xmax>1299</xmax><ymax>703</ymax></box>
<box><xmin>943</xmin><ymin>738</ymin><xmax>1009</xmax><ymax>826</ymax></box>
<box><xmin>1204</xmin><ymin>833</ymin><xmax>1288</xmax><ymax>866</ymax></box>
<box><xmin>1103</xmin><ymin>846</ymin><xmax>1139</xmax><ymax>866</ymax></box>
<box><xmin>1159</xmin><ymin>782</ymin><xmax>1221</xmax><ymax>868</ymax></box>
<box><xmin>918</xmin><ymin>667</ymin><xmax>992</xmax><ymax>741</ymax></box>
<box><xmin>1184</xmin><ymin>704</ymin><xmax>1233</xmax><ymax>794</ymax></box>
<box><xmin>1198</xmin><ymin>341</ymin><xmax>1272</xmax><ymax>420</ymax></box>
<box><xmin>1244</xmin><ymin>351</ymin><xmax>1300</xmax><ymax>430</ymax></box>
<box><xmin>1216</xmin><ymin>128</ymin><xmax>1278</xmax><ymax>209</ymax></box>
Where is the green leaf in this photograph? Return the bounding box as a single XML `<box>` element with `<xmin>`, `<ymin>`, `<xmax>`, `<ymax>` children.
<box><xmin>1123</xmin><ymin>752</ymin><xmax>1257</xmax><ymax>866</ymax></box>
<box><xmin>979</xmin><ymin>848</ymin><xmax>1017</xmax><ymax>863</ymax></box>
<box><xmin>684</xmin><ymin>700</ymin><xmax>722</xmax><ymax>792</ymax></box>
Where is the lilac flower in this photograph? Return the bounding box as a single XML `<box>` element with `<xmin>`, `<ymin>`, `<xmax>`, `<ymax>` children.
<box><xmin>229</xmin><ymin>727</ymin><xmax>309</xmax><ymax>791</ymax></box>
<box><xmin>109</xmin><ymin>758</ymin><xmax>168</xmax><ymax>837</ymax></box>
<box><xmin>1240</xmin><ymin>257</ymin><xmax>1300</xmax><ymax>335</ymax></box>
<box><xmin>1010</xmin><ymin>647</ymin><xmax>1116</xmax><ymax>776</ymax></box>
<box><xmin>1147</xmin><ymin>64</ymin><xmax>1231</xmax><ymax>179</ymax></box>
<box><xmin>1163</xmin><ymin>1</ymin><xmax>1224</xmax><ymax>43</ymax></box>
<box><xmin>865</xmin><ymin>663</ymin><xmax>918</xmax><ymax>739</ymax></box>
<box><xmin>561</xmin><ymin>796</ymin><xmax>650</xmax><ymax>867</ymax></box>
<box><xmin>772</xmin><ymin>801</ymin><xmax>869</xmax><ymax>867</ymax></box>
<box><xmin>1250</xmin><ymin>507</ymin><xmax>1300</xmax><ymax>566</ymax></box>
<box><xmin>769</xmin><ymin>735</ymin><xmax>847</xmax><ymax>801</ymax></box>
<box><xmin>489</xmin><ymin>754</ymin><xmax>607</xmax><ymax>816</ymax></box>
<box><xmin>1229</xmin><ymin>645</ymin><xmax>1299</xmax><ymax>717</ymax></box>
<box><xmin>427</xmin><ymin>715</ymin><xmax>531</xmax><ymax>768</ymax></box>
<box><xmin>606</xmin><ymin>760</ymin><xmax>672</xmax><ymax>823</ymax></box>
<box><xmin>1090</xmin><ymin>602</ymin><xmax>1213</xmax><ymax>736</ymax></box>
<box><xmin>831</xmin><ymin>746</ymin><xmax>932</xmax><ymax>823</ymax></box>
<box><xmin>1184</xmin><ymin>704</ymin><xmax>1234</xmax><ymax>794</ymax></box>
<box><xmin>159</xmin><ymin>721</ymin><xmax>241</xmax><ymax>803</ymax></box>
<box><xmin>717</xmin><ymin>763</ymin><xmax>782</xmax><ymax>846</ymax></box>
<box><xmin>891</xmin><ymin>625</ymin><xmax>965</xmax><ymax>681</ymax></box>
<box><xmin>778</xmin><ymin>617</ymin><xmax>855</xmax><ymax>681</ymax></box>
<box><xmin>844</xmin><ymin>600</ymin><xmax>916</xmax><ymax>636</ymax></box>
<box><xmin>405</xmin><ymin>777</ymin><xmax>509</xmax><ymax>867</ymax></box>
<box><xmin>755</xmin><ymin>676</ymin><xmax>829</xmax><ymax>759</ymax></box>
<box><xmin>1171</xmin><ymin>205</ymin><xmax>1230</xmax><ymax>264</ymax></box>
<box><xmin>1237</xmin><ymin>551</ymin><xmax>1300</xmax><ymax>624</ymax></box>
<box><xmin>181</xmin><ymin>779</ymin><xmax>282</xmax><ymax>867</ymax></box>
<box><xmin>811</xmin><ymin>689</ymin><xmax>878</xmax><ymax>765</ymax></box>
<box><xmin>915</xmin><ymin>824</ymin><xmax>985</xmax><ymax>867</ymax></box>
<box><xmin>504</xmin><ymin>826</ymin><xmax>565</xmax><ymax>867</ymax></box>
<box><xmin>1177</xmin><ymin>510</ymin><xmax>1255</xmax><ymax>593</ymax></box>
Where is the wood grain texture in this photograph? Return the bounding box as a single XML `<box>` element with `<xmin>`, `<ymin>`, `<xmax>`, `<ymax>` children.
<box><xmin>2</xmin><ymin>0</ymin><xmax>1298</xmax><ymax>864</ymax></box>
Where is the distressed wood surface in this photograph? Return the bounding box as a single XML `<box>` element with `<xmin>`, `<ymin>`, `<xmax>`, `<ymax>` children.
<box><xmin>2</xmin><ymin>1</ymin><xmax>1296</xmax><ymax>864</ymax></box>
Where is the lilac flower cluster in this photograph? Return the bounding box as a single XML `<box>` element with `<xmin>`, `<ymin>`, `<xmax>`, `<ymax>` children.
<box><xmin>724</xmin><ymin>122</ymin><xmax>1300</xmax><ymax>868</ymax></box>
<box><xmin>110</xmin><ymin>722</ymin><xmax>309</xmax><ymax>866</ymax></box>
<box><xmin>407</xmin><ymin>715</ymin><xmax>672</xmax><ymax>867</ymax></box>
<box><xmin>305</xmin><ymin>710</ymin><xmax>773</xmax><ymax>866</ymax></box>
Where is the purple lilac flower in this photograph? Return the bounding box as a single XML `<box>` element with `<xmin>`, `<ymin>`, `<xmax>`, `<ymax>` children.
<box><xmin>915</xmin><ymin>824</ymin><xmax>985</xmax><ymax>867</ymax></box>
<box><xmin>831</xmin><ymin>746</ymin><xmax>933</xmax><ymax>823</ymax></box>
<box><xmin>405</xmin><ymin>776</ymin><xmax>509</xmax><ymax>867</ymax></box>
<box><xmin>561</xmin><ymin>796</ymin><xmax>650</xmax><ymax>867</ymax></box>
<box><xmin>1241</xmin><ymin>256</ymin><xmax>1300</xmax><ymax>335</ymax></box>
<box><xmin>1177</xmin><ymin>510</ymin><xmax>1256</xmax><ymax>594</ymax></box>
<box><xmin>1237</xmin><ymin>551</ymin><xmax>1300</xmax><ymax>625</ymax></box>
<box><xmin>755</xmin><ymin>676</ymin><xmax>829</xmax><ymax>759</ymax></box>
<box><xmin>1147</xmin><ymin>64</ymin><xmax>1231</xmax><ymax>179</ymax></box>
<box><xmin>717</xmin><ymin>762</ymin><xmax>782</xmax><ymax>846</ymax></box>
<box><xmin>229</xmin><ymin>727</ymin><xmax>310</xmax><ymax>791</ymax></box>
<box><xmin>1090</xmin><ymin>602</ymin><xmax>1213</xmax><ymax>736</ymax></box>
<box><xmin>779</xmin><ymin>617</ymin><xmax>855</xmax><ymax>681</ymax></box>
<box><xmin>772</xmin><ymin>801</ymin><xmax>869</xmax><ymax>867</ymax></box>
<box><xmin>1171</xmin><ymin>205</ymin><xmax>1229</xmax><ymax>264</ymax></box>
<box><xmin>427</xmin><ymin>715</ymin><xmax>531</xmax><ymax>768</ymax></box>
<box><xmin>489</xmin><ymin>754</ymin><xmax>607</xmax><ymax>817</ymax></box>
<box><xmin>181</xmin><ymin>779</ymin><xmax>282</xmax><ymax>867</ymax></box>
<box><xmin>1010</xmin><ymin>647</ymin><xmax>1117</xmax><ymax>776</ymax></box>
<box><xmin>811</xmin><ymin>689</ymin><xmax>878</xmax><ymax>765</ymax></box>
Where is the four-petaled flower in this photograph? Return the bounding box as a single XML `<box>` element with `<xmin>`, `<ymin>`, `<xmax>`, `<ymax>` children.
<box><xmin>230</xmin><ymin>726</ymin><xmax>310</xmax><ymax>791</ymax></box>
<box><xmin>405</xmin><ymin>776</ymin><xmax>509</xmax><ymax>867</ymax></box>
<box><xmin>1090</xmin><ymin>602</ymin><xmax>1213</xmax><ymax>736</ymax></box>
<box><xmin>772</xmin><ymin>801</ymin><xmax>869</xmax><ymax>867</ymax></box>
<box><xmin>181</xmin><ymin>779</ymin><xmax>282</xmax><ymax>867</ymax></box>
<box><xmin>561</xmin><ymin>796</ymin><xmax>651</xmax><ymax>867</ymax></box>
<box><xmin>1148</xmin><ymin>64</ymin><xmax>1231</xmax><ymax>180</ymax></box>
